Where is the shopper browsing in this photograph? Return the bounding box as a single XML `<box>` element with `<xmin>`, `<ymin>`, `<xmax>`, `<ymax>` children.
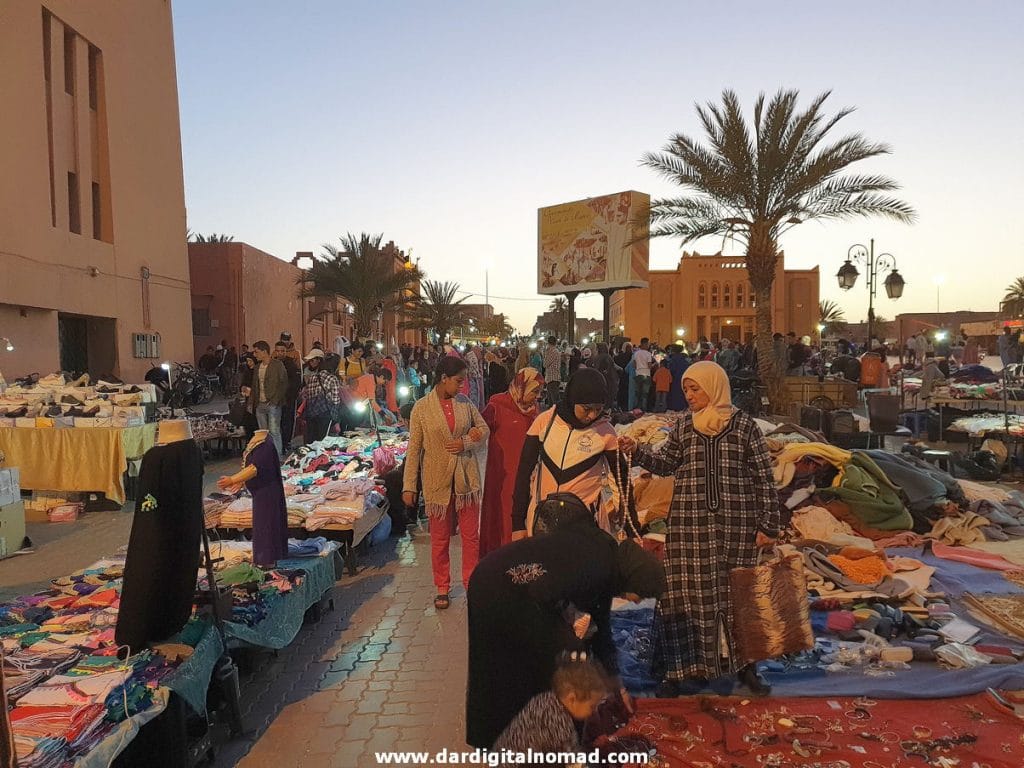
<box><xmin>632</xmin><ymin>338</ymin><xmax>654</xmax><ymax>412</ymax></box>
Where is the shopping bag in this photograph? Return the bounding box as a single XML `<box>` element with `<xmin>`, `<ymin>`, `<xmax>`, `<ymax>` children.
<box><xmin>729</xmin><ymin>549</ymin><xmax>813</xmax><ymax>664</ymax></box>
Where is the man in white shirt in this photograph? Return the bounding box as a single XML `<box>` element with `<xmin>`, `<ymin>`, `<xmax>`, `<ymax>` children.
<box><xmin>632</xmin><ymin>338</ymin><xmax>654</xmax><ymax>411</ymax></box>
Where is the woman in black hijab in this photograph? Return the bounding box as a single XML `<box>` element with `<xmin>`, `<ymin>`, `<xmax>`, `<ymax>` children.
<box><xmin>466</xmin><ymin>511</ymin><xmax>665</xmax><ymax>749</ymax></box>
<box><xmin>511</xmin><ymin>368</ymin><xmax>624</xmax><ymax>539</ymax></box>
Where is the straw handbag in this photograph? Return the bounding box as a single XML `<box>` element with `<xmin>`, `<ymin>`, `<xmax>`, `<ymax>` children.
<box><xmin>729</xmin><ymin>549</ymin><xmax>813</xmax><ymax>664</ymax></box>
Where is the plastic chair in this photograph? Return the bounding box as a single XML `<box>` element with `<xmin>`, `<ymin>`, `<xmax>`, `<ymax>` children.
<box><xmin>866</xmin><ymin>392</ymin><xmax>907</xmax><ymax>450</ymax></box>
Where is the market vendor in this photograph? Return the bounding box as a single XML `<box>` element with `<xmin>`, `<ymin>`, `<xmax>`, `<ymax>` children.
<box><xmin>617</xmin><ymin>361</ymin><xmax>780</xmax><ymax>698</ymax></box>
<box><xmin>465</xmin><ymin>510</ymin><xmax>665</xmax><ymax>749</ymax></box>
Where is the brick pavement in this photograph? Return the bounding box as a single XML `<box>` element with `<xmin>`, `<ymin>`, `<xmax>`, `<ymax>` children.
<box><xmin>0</xmin><ymin>453</ymin><xmax>471</xmax><ymax>767</ymax></box>
<box><xmin>219</xmin><ymin>524</ymin><xmax>470</xmax><ymax>768</ymax></box>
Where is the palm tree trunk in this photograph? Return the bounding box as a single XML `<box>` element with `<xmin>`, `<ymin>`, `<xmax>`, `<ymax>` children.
<box><xmin>747</xmin><ymin>230</ymin><xmax>785</xmax><ymax>415</ymax></box>
<box><xmin>753</xmin><ymin>285</ymin><xmax>783</xmax><ymax>413</ymax></box>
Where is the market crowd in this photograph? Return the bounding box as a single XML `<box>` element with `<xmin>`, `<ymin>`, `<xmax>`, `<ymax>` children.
<box><xmin>206</xmin><ymin>323</ymin><xmax>1024</xmax><ymax>759</ymax></box>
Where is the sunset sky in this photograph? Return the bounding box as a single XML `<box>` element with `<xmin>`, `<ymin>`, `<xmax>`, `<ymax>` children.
<box><xmin>173</xmin><ymin>0</ymin><xmax>1024</xmax><ymax>335</ymax></box>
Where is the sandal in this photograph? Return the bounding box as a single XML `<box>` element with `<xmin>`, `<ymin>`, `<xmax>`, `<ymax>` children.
<box><xmin>434</xmin><ymin>594</ymin><xmax>450</xmax><ymax>610</ymax></box>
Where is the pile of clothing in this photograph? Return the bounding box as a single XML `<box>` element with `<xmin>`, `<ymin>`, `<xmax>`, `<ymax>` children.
<box><xmin>185</xmin><ymin>413</ymin><xmax>242</xmax><ymax>442</ymax></box>
<box><xmin>949</xmin><ymin>413</ymin><xmax>1024</xmax><ymax>438</ymax></box>
<box><xmin>205</xmin><ymin>429</ymin><xmax>396</xmax><ymax>539</ymax></box>
<box><xmin>0</xmin><ymin>561</ymin><xmax>197</xmax><ymax>768</ymax></box>
<box><xmin>614</xmin><ymin>415</ymin><xmax>677</xmax><ymax>450</ymax></box>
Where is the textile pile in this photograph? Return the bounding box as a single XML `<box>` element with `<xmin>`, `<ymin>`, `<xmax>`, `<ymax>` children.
<box><xmin>186</xmin><ymin>413</ymin><xmax>243</xmax><ymax>442</ymax></box>
<box><xmin>0</xmin><ymin>560</ymin><xmax>199</xmax><ymax>768</ymax></box>
<box><xmin>203</xmin><ymin>431</ymin><xmax>399</xmax><ymax>540</ymax></box>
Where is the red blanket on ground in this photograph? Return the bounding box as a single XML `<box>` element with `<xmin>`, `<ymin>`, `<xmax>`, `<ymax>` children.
<box><xmin>603</xmin><ymin>692</ymin><xmax>1024</xmax><ymax>767</ymax></box>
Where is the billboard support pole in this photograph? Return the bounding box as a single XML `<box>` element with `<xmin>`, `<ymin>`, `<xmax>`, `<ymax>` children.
<box><xmin>566</xmin><ymin>293</ymin><xmax>577</xmax><ymax>345</ymax></box>
<box><xmin>600</xmin><ymin>289</ymin><xmax>615</xmax><ymax>344</ymax></box>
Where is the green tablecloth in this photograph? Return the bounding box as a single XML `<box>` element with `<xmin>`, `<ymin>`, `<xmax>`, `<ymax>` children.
<box><xmin>223</xmin><ymin>550</ymin><xmax>341</xmax><ymax>650</ymax></box>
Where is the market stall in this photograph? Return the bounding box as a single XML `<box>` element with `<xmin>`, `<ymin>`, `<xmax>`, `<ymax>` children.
<box><xmin>0</xmin><ymin>424</ymin><xmax>156</xmax><ymax>505</ymax></box>
<box><xmin>612</xmin><ymin>415</ymin><xmax>1024</xmax><ymax>706</ymax></box>
<box><xmin>2</xmin><ymin>538</ymin><xmax>340</xmax><ymax>768</ymax></box>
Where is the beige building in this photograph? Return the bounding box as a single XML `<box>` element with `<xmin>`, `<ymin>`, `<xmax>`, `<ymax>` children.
<box><xmin>611</xmin><ymin>251</ymin><xmax>819</xmax><ymax>346</ymax></box>
<box><xmin>0</xmin><ymin>1</ymin><xmax>193</xmax><ymax>382</ymax></box>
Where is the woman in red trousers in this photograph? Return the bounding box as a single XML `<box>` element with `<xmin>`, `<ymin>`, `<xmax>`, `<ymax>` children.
<box><xmin>479</xmin><ymin>368</ymin><xmax>544</xmax><ymax>556</ymax></box>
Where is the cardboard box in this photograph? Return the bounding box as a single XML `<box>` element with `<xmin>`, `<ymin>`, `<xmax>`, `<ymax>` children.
<box><xmin>0</xmin><ymin>500</ymin><xmax>26</xmax><ymax>558</ymax></box>
<box><xmin>0</xmin><ymin>468</ymin><xmax>20</xmax><ymax>507</ymax></box>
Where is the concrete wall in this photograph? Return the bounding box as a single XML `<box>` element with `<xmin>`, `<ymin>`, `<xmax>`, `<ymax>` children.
<box><xmin>0</xmin><ymin>306</ymin><xmax>57</xmax><ymax>380</ymax></box>
<box><xmin>0</xmin><ymin>1</ymin><xmax>192</xmax><ymax>382</ymax></box>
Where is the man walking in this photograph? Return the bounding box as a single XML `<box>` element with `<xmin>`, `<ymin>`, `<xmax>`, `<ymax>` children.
<box><xmin>542</xmin><ymin>336</ymin><xmax>562</xmax><ymax>405</ymax></box>
<box><xmin>632</xmin><ymin>338</ymin><xmax>654</xmax><ymax>412</ymax></box>
<box><xmin>244</xmin><ymin>341</ymin><xmax>288</xmax><ymax>456</ymax></box>
<box><xmin>274</xmin><ymin>341</ymin><xmax>302</xmax><ymax>451</ymax></box>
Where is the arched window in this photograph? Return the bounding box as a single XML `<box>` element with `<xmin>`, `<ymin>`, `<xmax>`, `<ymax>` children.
<box><xmin>723</xmin><ymin>283</ymin><xmax>732</xmax><ymax>308</ymax></box>
<box><xmin>711</xmin><ymin>283</ymin><xmax>720</xmax><ymax>309</ymax></box>
<box><xmin>736</xmin><ymin>283</ymin><xmax>745</xmax><ymax>308</ymax></box>
<box><xmin>698</xmin><ymin>282</ymin><xmax>707</xmax><ymax>309</ymax></box>
<box><xmin>748</xmin><ymin>283</ymin><xmax>756</xmax><ymax>308</ymax></box>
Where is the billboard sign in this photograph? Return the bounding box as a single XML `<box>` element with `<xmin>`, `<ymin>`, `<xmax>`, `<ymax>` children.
<box><xmin>537</xmin><ymin>191</ymin><xmax>650</xmax><ymax>295</ymax></box>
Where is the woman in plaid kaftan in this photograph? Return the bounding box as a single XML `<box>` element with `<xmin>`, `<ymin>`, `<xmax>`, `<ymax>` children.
<box><xmin>622</xmin><ymin>362</ymin><xmax>780</xmax><ymax>691</ymax></box>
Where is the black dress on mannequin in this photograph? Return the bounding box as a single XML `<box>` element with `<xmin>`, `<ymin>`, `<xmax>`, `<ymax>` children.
<box><xmin>115</xmin><ymin>438</ymin><xmax>204</xmax><ymax>651</ymax></box>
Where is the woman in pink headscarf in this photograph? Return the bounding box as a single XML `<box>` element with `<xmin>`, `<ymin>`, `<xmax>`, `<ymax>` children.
<box><xmin>479</xmin><ymin>367</ymin><xmax>545</xmax><ymax>555</ymax></box>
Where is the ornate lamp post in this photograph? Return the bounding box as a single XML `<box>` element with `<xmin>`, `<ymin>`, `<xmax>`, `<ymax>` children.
<box><xmin>836</xmin><ymin>239</ymin><xmax>905</xmax><ymax>350</ymax></box>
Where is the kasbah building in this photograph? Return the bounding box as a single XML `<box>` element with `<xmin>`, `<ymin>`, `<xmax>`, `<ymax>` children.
<box><xmin>1</xmin><ymin>2</ymin><xmax>194</xmax><ymax>382</ymax></box>
<box><xmin>611</xmin><ymin>251</ymin><xmax>820</xmax><ymax>347</ymax></box>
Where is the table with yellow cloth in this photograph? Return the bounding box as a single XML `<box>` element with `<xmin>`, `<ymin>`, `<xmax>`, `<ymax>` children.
<box><xmin>0</xmin><ymin>424</ymin><xmax>156</xmax><ymax>504</ymax></box>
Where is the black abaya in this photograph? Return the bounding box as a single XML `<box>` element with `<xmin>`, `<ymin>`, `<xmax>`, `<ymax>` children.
<box><xmin>116</xmin><ymin>439</ymin><xmax>204</xmax><ymax>651</ymax></box>
<box><xmin>465</xmin><ymin>526</ymin><xmax>620</xmax><ymax>749</ymax></box>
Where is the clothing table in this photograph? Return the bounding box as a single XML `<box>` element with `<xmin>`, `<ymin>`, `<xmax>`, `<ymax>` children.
<box><xmin>220</xmin><ymin>550</ymin><xmax>342</xmax><ymax>650</ymax></box>
<box><xmin>0</xmin><ymin>424</ymin><xmax>156</xmax><ymax>504</ymax></box>
<box><xmin>928</xmin><ymin>397</ymin><xmax>1024</xmax><ymax>442</ymax></box>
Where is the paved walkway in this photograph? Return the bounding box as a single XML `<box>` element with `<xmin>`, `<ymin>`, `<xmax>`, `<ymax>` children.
<box><xmin>219</xmin><ymin>525</ymin><xmax>469</xmax><ymax>768</ymax></box>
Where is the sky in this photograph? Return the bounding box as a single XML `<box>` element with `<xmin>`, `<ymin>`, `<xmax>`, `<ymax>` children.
<box><xmin>172</xmin><ymin>0</ymin><xmax>1024</xmax><ymax>336</ymax></box>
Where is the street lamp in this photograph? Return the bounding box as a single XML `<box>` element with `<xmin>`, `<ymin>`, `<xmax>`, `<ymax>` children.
<box><xmin>836</xmin><ymin>240</ymin><xmax>905</xmax><ymax>349</ymax></box>
<box><xmin>933</xmin><ymin>274</ymin><xmax>946</xmax><ymax>313</ymax></box>
<box><xmin>675</xmin><ymin>327</ymin><xmax>685</xmax><ymax>338</ymax></box>
<box><xmin>1</xmin><ymin>337</ymin><xmax>13</xmax><ymax>352</ymax></box>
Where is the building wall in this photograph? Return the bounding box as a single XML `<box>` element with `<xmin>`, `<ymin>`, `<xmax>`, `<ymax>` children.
<box><xmin>189</xmin><ymin>243</ymin><xmax>359</xmax><ymax>362</ymax></box>
<box><xmin>612</xmin><ymin>251</ymin><xmax>818</xmax><ymax>346</ymax></box>
<box><xmin>0</xmin><ymin>1</ymin><xmax>193</xmax><ymax>382</ymax></box>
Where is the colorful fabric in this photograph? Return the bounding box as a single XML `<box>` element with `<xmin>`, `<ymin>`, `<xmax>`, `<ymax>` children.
<box><xmin>508</xmin><ymin>368</ymin><xmax>544</xmax><ymax>414</ymax></box>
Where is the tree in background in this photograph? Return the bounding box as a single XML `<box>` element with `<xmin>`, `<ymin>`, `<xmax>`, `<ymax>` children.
<box><xmin>640</xmin><ymin>88</ymin><xmax>915</xmax><ymax>407</ymax></box>
<box><xmin>401</xmin><ymin>280</ymin><xmax>467</xmax><ymax>343</ymax></box>
<box><xmin>300</xmin><ymin>233</ymin><xmax>423</xmax><ymax>340</ymax></box>
<box><xmin>819</xmin><ymin>299</ymin><xmax>848</xmax><ymax>333</ymax></box>
<box><xmin>548</xmin><ymin>297</ymin><xmax>568</xmax><ymax>340</ymax></box>
<box><xmin>188</xmin><ymin>232</ymin><xmax>235</xmax><ymax>242</ymax></box>
<box><xmin>1003</xmin><ymin>277</ymin><xmax>1024</xmax><ymax>319</ymax></box>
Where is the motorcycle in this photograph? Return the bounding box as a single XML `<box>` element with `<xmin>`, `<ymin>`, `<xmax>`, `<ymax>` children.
<box><xmin>147</xmin><ymin>362</ymin><xmax>212</xmax><ymax>407</ymax></box>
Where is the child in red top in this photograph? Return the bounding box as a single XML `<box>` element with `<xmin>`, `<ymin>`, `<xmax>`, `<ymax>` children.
<box><xmin>653</xmin><ymin>360</ymin><xmax>672</xmax><ymax>413</ymax></box>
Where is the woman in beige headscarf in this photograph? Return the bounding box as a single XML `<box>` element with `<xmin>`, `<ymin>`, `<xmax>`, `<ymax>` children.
<box><xmin>618</xmin><ymin>361</ymin><xmax>780</xmax><ymax>697</ymax></box>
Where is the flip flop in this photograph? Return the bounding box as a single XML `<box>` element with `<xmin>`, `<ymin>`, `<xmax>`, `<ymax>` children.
<box><xmin>434</xmin><ymin>594</ymin><xmax>450</xmax><ymax>610</ymax></box>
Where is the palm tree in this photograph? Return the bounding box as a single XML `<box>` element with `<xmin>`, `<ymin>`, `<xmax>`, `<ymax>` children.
<box><xmin>189</xmin><ymin>233</ymin><xmax>235</xmax><ymax>243</ymax></box>
<box><xmin>401</xmin><ymin>280</ymin><xmax>467</xmax><ymax>343</ymax></box>
<box><xmin>641</xmin><ymin>89</ymin><xmax>915</xmax><ymax>405</ymax></box>
<box><xmin>548</xmin><ymin>297</ymin><xmax>568</xmax><ymax>339</ymax></box>
<box><xmin>300</xmin><ymin>233</ymin><xmax>423</xmax><ymax>339</ymax></box>
<box><xmin>477</xmin><ymin>314</ymin><xmax>515</xmax><ymax>340</ymax></box>
<box><xmin>1003</xmin><ymin>277</ymin><xmax>1024</xmax><ymax>318</ymax></box>
<box><xmin>818</xmin><ymin>299</ymin><xmax>848</xmax><ymax>334</ymax></box>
